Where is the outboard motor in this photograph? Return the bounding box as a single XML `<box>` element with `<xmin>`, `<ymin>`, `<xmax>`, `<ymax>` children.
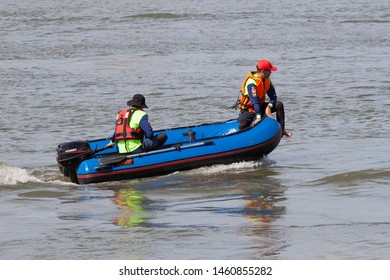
<box><xmin>56</xmin><ymin>141</ymin><xmax>92</xmax><ymax>183</ymax></box>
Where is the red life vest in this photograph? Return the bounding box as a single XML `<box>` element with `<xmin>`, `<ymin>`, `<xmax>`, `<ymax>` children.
<box><xmin>114</xmin><ymin>109</ymin><xmax>143</xmax><ymax>141</ymax></box>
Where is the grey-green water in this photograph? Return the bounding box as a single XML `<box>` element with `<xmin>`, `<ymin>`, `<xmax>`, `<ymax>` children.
<box><xmin>1</xmin><ymin>0</ymin><xmax>389</xmax><ymax>259</ymax></box>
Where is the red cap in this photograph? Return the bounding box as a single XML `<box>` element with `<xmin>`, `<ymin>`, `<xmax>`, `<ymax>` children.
<box><xmin>257</xmin><ymin>60</ymin><xmax>277</xmax><ymax>71</ymax></box>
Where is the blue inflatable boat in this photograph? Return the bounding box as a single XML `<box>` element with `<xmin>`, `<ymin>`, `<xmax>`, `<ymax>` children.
<box><xmin>56</xmin><ymin>117</ymin><xmax>282</xmax><ymax>184</ymax></box>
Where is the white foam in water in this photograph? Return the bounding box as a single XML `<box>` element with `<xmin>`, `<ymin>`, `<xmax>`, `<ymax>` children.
<box><xmin>32</xmin><ymin>166</ymin><xmax>77</xmax><ymax>186</ymax></box>
<box><xmin>0</xmin><ymin>163</ymin><xmax>43</xmax><ymax>185</ymax></box>
<box><xmin>189</xmin><ymin>160</ymin><xmax>264</xmax><ymax>175</ymax></box>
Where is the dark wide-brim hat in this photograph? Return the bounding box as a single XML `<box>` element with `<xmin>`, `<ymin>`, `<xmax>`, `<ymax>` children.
<box><xmin>127</xmin><ymin>94</ymin><xmax>148</xmax><ymax>108</ymax></box>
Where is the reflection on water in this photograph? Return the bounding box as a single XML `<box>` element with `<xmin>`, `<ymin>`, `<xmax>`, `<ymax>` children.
<box><xmin>241</xmin><ymin>186</ymin><xmax>287</xmax><ymax>259</ymax></box>
<box><xmin>244</xmin><ymin>195</ymin><xmax>276</xmax><ymax>224</ymax></box>
<box><xmin>113</xmin><ymin>188</ymin><xmax>147</xmax><ymax>228</ymax></box>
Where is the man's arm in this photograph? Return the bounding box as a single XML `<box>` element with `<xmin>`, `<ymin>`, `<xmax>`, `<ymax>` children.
<box><xmin>139</xmin><ymin>114</ymin><xmax>154</xmax><ymax>139</ymax></box>
<box><xmin>266</xmin><ymin>82</ymin><xmax>277</xmax><ymax>107</ymax></box>
<box><xmin>247</xmin><ymin>84</ymin><xmax>261</xmax><ymax>119</ymax></box>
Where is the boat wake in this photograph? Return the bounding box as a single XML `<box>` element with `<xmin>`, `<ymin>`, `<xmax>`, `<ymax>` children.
<box><xmin>0</xmin><ymin>157</ymin><xmax>276</xmax><ymax>187</ymax></box>
<box><xmin>0</xmin><ymin>162</ymin><xmax>73</xmax><ymax>186</ymax></box>
<box><xmin>187</xmin><ymin>157</ymin><xmax>275</xmax><ymax>176</ymax></box>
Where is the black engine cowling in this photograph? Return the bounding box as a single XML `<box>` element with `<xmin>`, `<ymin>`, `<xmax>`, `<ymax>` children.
<box><xmin>56</xmin><ymin>140</ymin><xmax>92</xmax><ymax>183</ymax></box>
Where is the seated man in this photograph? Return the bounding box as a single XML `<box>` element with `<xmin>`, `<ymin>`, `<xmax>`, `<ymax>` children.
<box><xmin>108</xmin><ymin>94</ymin><xmax>167</xmax><ymax>153</ymax></box>
<box><xmin>238</xmin><ymin>59</ymin><xmax>292</xmax><ymax>137</ymax></box>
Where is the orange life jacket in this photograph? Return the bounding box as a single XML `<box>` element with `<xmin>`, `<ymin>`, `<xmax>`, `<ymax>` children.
<box><xmin>239</xmin><ymin>71</ymin><xmax>271</xmax><ymax>112</ymax></box>
<box><xmin>114</xmin><ymin>109</ymin><xmax>143</xmax><ymax>141</ymax></box>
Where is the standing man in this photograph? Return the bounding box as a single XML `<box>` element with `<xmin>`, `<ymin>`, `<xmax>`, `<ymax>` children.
<box><xmin>238</xmin><ymin>59</ymin><xmax>292</xmax><ymax>137</ymax></box>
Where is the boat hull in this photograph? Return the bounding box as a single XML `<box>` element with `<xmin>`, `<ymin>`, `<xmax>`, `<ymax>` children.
<box><xmin>57</xmin><ymin>118</ymin><xmax>282</xmax><ymax>184</ymax></box>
